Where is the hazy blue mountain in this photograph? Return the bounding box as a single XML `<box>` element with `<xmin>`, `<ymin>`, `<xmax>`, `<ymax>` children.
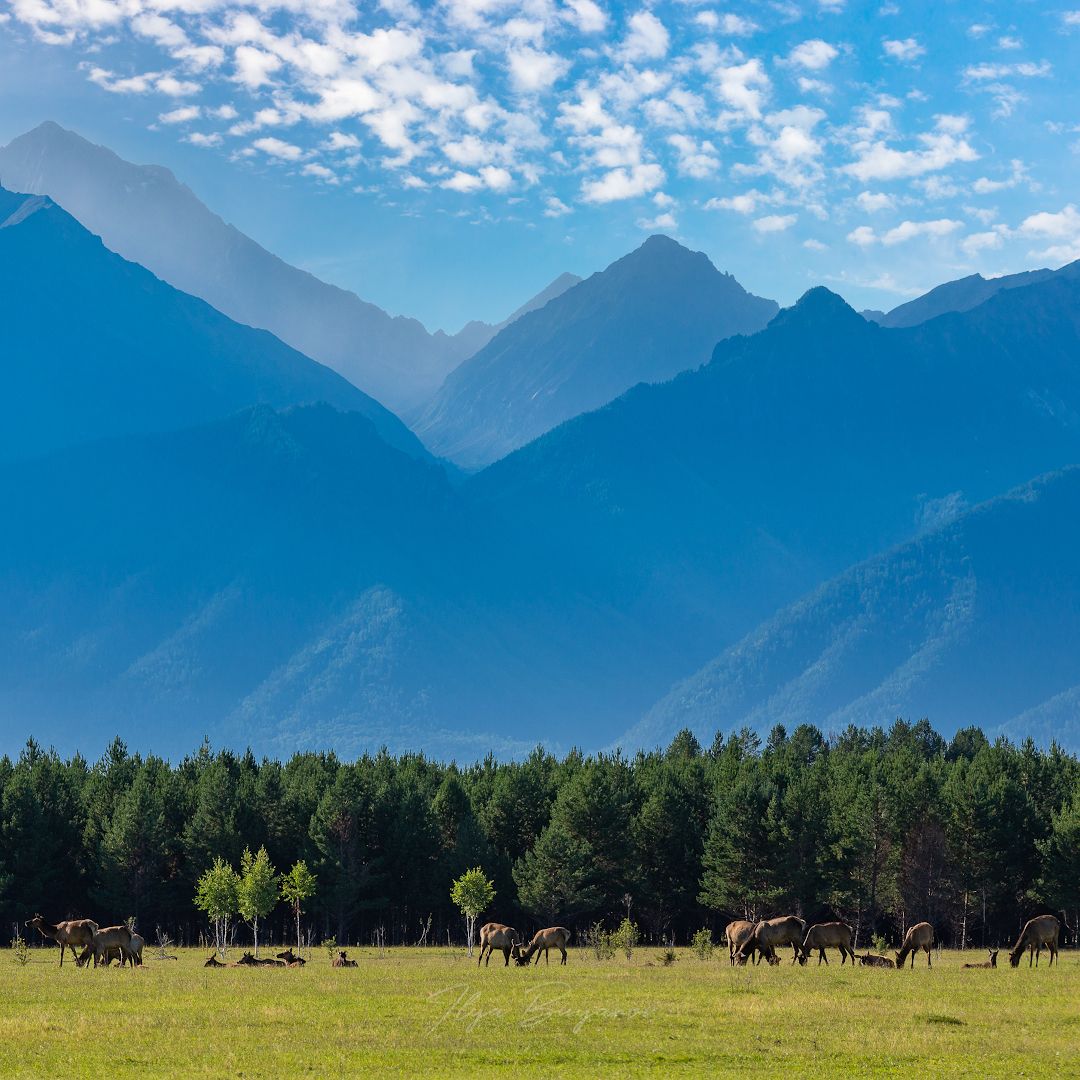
<box><xmin>0</xmin><ymin>404</ymin><xmax>478</xmax><ymax>757</ymax></box>
<box><xmin>414</xmin><ymin>235</ymin><xmax>779</xmax><ymax>466</ymax></box>
<box><xmin>463</xmin><ymin>272</ymin><xmax>1080</xmax><ymax>742</ymax></box>
<box><xmin>631</xmin><ymin>467</ymin><xmax>1080</xmax><ymax>750</ymax></box>
<box><xmin>0</xmin><ymin>187</ymin><xmax>429</xmax><ymax>462</ymax></box>
<box><xmin>872</xmin><ymin>266</ymin><xmax>1058</xmax><ymax>328</ymax></box>
<box><xmin>0</xmin><ymin>122</ymin><xmax>486</xmax><ymax>412</ymax></box>
<box><xmin>3</xmin><ymin>222</ymin><xmax>1080</xmax><ymax>756</ymax></box>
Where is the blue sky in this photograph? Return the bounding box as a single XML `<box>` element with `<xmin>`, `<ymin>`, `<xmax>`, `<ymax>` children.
<box><xmin>2</xmin><ymin>0</ymin><xmax>1079</xmax><ymax>331</ymax></box>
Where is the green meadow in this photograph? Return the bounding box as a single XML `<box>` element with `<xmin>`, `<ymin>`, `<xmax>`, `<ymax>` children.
<box><xmin>2</xmin><ymin>946</ymin><xmax>1077</xmax><ymax>1078</ymax></box>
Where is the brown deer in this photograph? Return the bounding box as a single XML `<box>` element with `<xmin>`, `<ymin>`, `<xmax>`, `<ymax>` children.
<box><xmin>477</xmin><ymin>922</ymin><xmax>523</xmax><ymax>967</ymax></box>
<box><xmin>204</xmin><ymin>954</ymin><xmax>227</xmax><ymax>967</ymax></box>
<box><xmin>857</xmin><ymin>953</ymin><xmax>895</xmax><ymax>968</ymax></box>
<box><xmin>798</xmin><ymin>922</ymin><xmax>855</xmax><ymax>965</ymax></box>
<box><xmin>895</xmin><ymin>922</ymin><xmax>935</xmax><ymax>969</ymax></box>
<box><xmin>1008</xmin><ymin>915</ymin><xmax>1060</xmax><ymax>968</ymax></box>
<box><xmin>277</xmin><ymin>949</ymin><xmax>305</xmax><ymax>966</ymax></box>
<box><xmin>963</xmin><ymin>950</ymin><xmax>998</xmax><ymax>969</ymax></box>
<box><xmin>89</xmin><ymin>925</ymin><xmax>135</xmax><ymax>968</ymax></box>
<box><xmin>514</xmin><ymin>927</ymin><xmax>571</xmax><ymax>966</ymax></box>
<box><xmin>25</xmin><ymin>915</ymin><xmax>99</xmax><ymax>967</ymax></box>
<box><xmin>737</xmin><ymin>916</ymin><xmax>805</xmax><ymax>966</ymax></box>
<box><xmin>332</xmin><ymin>950</ymin><xmax>357</xmax><ymax>968</ymax></box>
<box><xmin>725</xmin><ymin>920</ymin><xmax>756</xmax><ymax>966</ymax></box>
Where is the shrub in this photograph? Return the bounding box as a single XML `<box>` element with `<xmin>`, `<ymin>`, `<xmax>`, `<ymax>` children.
<box><xmin>10</xmin><ymin>935</ymin><xmax>29</xmax><ymax>966</ymax></box>
<box><xmin>691</xmin><ymin>928</ymin><xmax>714</xmax><ymax>961</ymax></box>
<box><xmin>584</xmin><ymin>922</ymin><xmax>615</xmax><ymax>961</ymax></box>
<box><xmin>612</xmin><ymin>918</ymin><xmax>640</xmax><ymax>961</ymax></box>
<box><xmin>660</xmin><ymin>948</ymin><xmax>678</xmax><ymax>966</ymax></box>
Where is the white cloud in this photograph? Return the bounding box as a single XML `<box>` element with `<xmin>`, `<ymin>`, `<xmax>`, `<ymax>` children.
<box><xmin>326</xmin><ymin>132</ymin><xmax>362</xmax><ymax>151</ymax></box>
<box><xmin>753</xmin><ymin>213</ymin><xmax>796</xmax><ymax>232</ymax></box>
<box><xmin>963</xmin><ymin>61</ymin><xmax>1052</xmax><ymax>81</ymax></box>
<box><xmin>159</xmin><ymin>105</ymin><xmax>200</xmax><ymax>124</ymax></box>
<box><xmin>618</xmin><ymin>11</ymin><xmax>670</xmax><ymax>63</ymax></box>
<box><xmin>695</xmin><ymin>11</ymin><xmax>719</xmax><ymax>30</ymax></box>
<box><xmin>302</xmin><ymin>163</ymin><xmax>338</xmax><ymax>183</ymax></box>
<box><xmin>637</xmin><ymin>211</ymin><xmax>676</xmax><ymax>230</ymax></box>
<box><xmin>544</xmin><ymin>195</ymin><xmax>571</xmax><ymax>216</ymax></box>
<box><xmin>252</xmin><ymin>137</ymin><xmax>305</xmax><ymax>161</ymax></box>
<box><xmin>565</xmin><ymin>0</ymin><xmax>607</xmax><ymax>33</ymax></box>
<box><xmin>882</xmin><ymin>38</ymin><xmax>925</xmax><ymax>62</ymax></box>
<box><xmin>719</xmin><ymin>14</ymin><xmax>758</xmax><ymax>35</ymax></box>
<box><xmin>1017</xmin><ymin>205</ymin><xmax>1080</xmax><ymax>261</ymax></box>
<box><xmin>668</xmin><ymin>133</ymin><xmax>720</xmax><ymax>178</ymax></box>
<box><xmin>508</xmin><ymin>48</ymin><xmax>569</xmax><ymax>93</ymax></box>
<box><xmin>843</xmin><ymin>116</ymin><xmax>979</xmax><ymax>182</ymax></box>
<box><xmin>581</xmin><ymin>162</ymin><xmax>665</xmax><ymax>202</ymax></box>
<box><xmin>961</xmin><ymin>230</ymin><xmax>1004</xmax><ymax>255</ymax></box>
<box><xmin>713</xmin><ymin>57</ymin><xmax>770</xmax><ymax>118</ymax></box>
<box><xmin>997</xmin><ymin>36</ymin><xmax>1022</xmax><ymax>50</ymax></box>
<box><xmin>233</xmin><ymin>46</ymin><xmax>281</xmax><ymax>89</ymax></box>
<box><xmin>881</xmin><ymin>218</ymin><xmax>963</xmax><ymax>244</ymax></box>
<box><xmin>847</xmin><ymin>225</ymin><xmax>877</xmax><ymax>246</ymax></box>
<box><xmin>803</xmin><ymin>238</ymin><xmax>827</xmax><ymax>250</ymax></box>
<box><xmin>972</xmin><ymin>158</ymin><xmax>1028</xmax><ymax>194</ymax></box>
<box><xmin>856</xmin><ymin>191</ymin><xmax>894</xmax><ymax>212</ymax></box>
<box><xmin>787</xmin><ymin>39</ymin><xmax>838</xmax><ymax>71</ymax></box>
<box><xmin>704</xmin><ymin>189</ymin><xmax>765</xmax><ymax>214</ymax></box>
<box><xmin>185</xmin><ymin>132</ymin><xmax>222</xmax><ymax>148</ymax></box>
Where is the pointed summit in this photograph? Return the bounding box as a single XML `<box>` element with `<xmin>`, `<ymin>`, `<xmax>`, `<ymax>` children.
<box><xmin>414</xmin><ymin>238</ymin><xmax>778</xmax><ymax>467</ymax></box>
<box><xmin>769</xmin><ymin>286</ymin><xmax>869</xmax><ymax>335</ymax></box>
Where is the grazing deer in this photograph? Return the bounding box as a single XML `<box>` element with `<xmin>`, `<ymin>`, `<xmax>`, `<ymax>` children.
<box><xmin>963</xmin><ymin>950</ymin><xmax>998</xmax><ymax>969</ymax></box>
<box><xmin>477</xmin><ymin>922</ymin><xmax>523</xmax><ymax>967</ymax></box>
<box><xmin>737</xmin><ymin>916</ymin><xmax>805</xmax><ymax>966</ymax></box>
<box><xmin>25</xmin><ymin>915</ymin><xmax>99</xmax><ymax>967</ymax></box>
<box><xmin>857</xmin><ymin>952</ymin><xmax>895</xmax><ymax>968</ymax></box>
<box><xmin>514</xmin><ymin>927</ymin><xmax>571</xmax><ymax>966</ymax></box>
<box><xmin>798</xmin><ymin>922</ymin><xmax>855</xmax><ymax>966</ymax></box>
<box><xmin>725</xmin><ymin>920</ymin><xmax>756</xmax><ymax>966</ymax></box>
<box><xmin>1008</xmin><ymin>915</ymin><xmax>1060</xmax><ymax>968</ymax></box>
<box><xmin>88</xmin><ymin>926</ymin><xmax>135</xmax><ymax>969</ymax></box>
<box><xmin>277</xmin><ymin>949</ymin><xmax>305</xmax><ymax>966</ymax></box>
<box><xmin>332</xmin><ymin>950</ymin><xmax>357</xmax><ymax>968</ymax></box>
<box><xmin>895</xmin><ymin>922</ymin><xmax>935</xmax><ymax>969</ymax></box>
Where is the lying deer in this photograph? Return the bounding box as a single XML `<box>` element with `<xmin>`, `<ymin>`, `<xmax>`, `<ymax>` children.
<box><xmin>204</xmin><ymin>954</ymin><xmax>227</xmax><ymax>967</ymax></box>
<box><xmin>332</xmin><ymin>950</ymin><xmax>357</xmax><ymax>968</ymax></box>
<box><xmin>857</xmin><ymin>952</ymin><xmax>895</xmax><ymax>968</ymax></box>
<box><xmin>277</xmin><ymin>949</ymin><xmax>305</xmax><ymax>966</ymax></box>
<box><xmin>963</xmin><ymin>950</ymin><xmax>998</xmax><ymax>969</ymax></box>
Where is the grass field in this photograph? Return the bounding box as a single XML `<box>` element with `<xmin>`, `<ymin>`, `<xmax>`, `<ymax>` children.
<box><xmin>2</xmin><ymin>945</ymin><xmax>1077</xmax><ymax>1078</ymax></box>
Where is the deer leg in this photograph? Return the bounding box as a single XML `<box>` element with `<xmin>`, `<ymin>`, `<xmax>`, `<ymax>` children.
<box><xmin>502</xmin><ymin>948</ymin><xmax>510</xmax><ymax>966</ymax></box>
<box><xmin>544</xmin><ymin>948</ymin><xmax>549</xmax><ymax>965</ymax></box>
<box><xmin>560</xmin><ymin>948</ymin><xmax>567</xmax><ymax>965</ymax></box>
<box><xmin>926</xmin><ymin>948</ymin><xmax>932</xmax><ymax>968</ymax></box>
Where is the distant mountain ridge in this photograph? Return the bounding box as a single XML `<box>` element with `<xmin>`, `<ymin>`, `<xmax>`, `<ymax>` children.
<box><xmin>632</xmin><ymin>466</ymin><xmax>1080</xmax><ymax>749</ymax></box>
<box><xmin>0</xmin><ymin>122</ymin><xmax>492</xmax><ymax>413</ymax></box>
<box><xmin>414</xmin><ymin>235</ymin><xmax>779</xmax><ymax>466</ymax></box>
<box><xmin>866</xmin><ymin>266</ymin><xmax>1059</xmax><ymax>328</ymax></box>
<box><xmin>0</xmin><ymin>185</ymin><xmax>429</xmax><ymax>462</ymax></box>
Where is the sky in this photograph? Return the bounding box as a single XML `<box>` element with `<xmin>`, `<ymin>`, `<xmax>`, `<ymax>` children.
<box><xmin>2</xmin><ymin>0</ymin><xmax>1080</xmax><ymax>331</ymax></box>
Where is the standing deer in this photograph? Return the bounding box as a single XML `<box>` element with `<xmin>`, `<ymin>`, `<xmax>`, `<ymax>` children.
<box><xmin>477</xmin><ymin>922</ymin><xmax>523</xmax><ymax>967</ymax></box>
<box><xmin>514</xmin><ymin>927</ymin><xmax>571</xmax><ymax>966</ymax></box>
<box><xmin>798</xmin><ymin>922</ymin><xmax>855</xmax><ymax>965</ymax></box>
<box><xmin>737</xmin><ymin>916</ymin><xmax>805</xmax><ymax>966</ymax></box>
<box><xmin>1008</xmin><ymin>915</ymin><xmax>1060</xmax><ymax>968</ymax></box>
<box><xmin>725</xmin><ymin>920</ymin><xmax>756</xmax><ymax>966</ymax></box>
<box><xmin>88</xmin><ymin>925</ymin><xmax>135</xmax><ymax>968</ymax></box>
<box><xmin>25</xmin><ymin>915</ymin><xmax>98</xmax><ymax>967</ymax></box>
<box><xmin>895</xmin><ymin>922</ymin><xmax>935</xmax><ymax>969</ymax></box>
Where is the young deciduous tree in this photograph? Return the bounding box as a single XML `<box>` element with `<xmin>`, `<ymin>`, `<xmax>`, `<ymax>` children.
<box><xmin>238</xmin><ymin>846</ymin><xmax>279</xmax><ymax>957</ymax></box>
<box><xmin>194</xmin><ymin>857</ymin><xmax>240</xmax><ymax>956</ymax></box>
<box><xmin>280</xmin><ymin>860</ymin><xmax>317</xmax><ymax>954</ymax></box>
<box><xmin>450</xmin><ymin>866</ymin><xmax>495</xmax><ymax>957</ymax></box>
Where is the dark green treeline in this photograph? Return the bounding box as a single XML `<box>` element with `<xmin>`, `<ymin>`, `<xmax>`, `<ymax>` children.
<box><xmin>2</xmin><ymin>720</ymin><xmax>1078</xmax><ymax>950</ymax></box>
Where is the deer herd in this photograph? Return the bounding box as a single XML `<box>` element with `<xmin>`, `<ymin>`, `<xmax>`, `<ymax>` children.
<box><xmin>22</xmin><ymin>912</ymin><xmax>1063</xmax><ymax>973</ymax></box>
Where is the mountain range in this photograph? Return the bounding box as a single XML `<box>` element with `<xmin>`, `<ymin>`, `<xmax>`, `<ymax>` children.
<box><xmin>0</xmin><ymin>122</ymin><xmax>571</xmax><ymax>414</ymax></box>
<box><xmin>2</xmin><ymin>121</ymin><xmax>1080</xmax><ymax>757</ymax></box>
<box><xmin>0</xmin><ymin>187</ymin><xmax>428</xmax><ymax>463</ymax></box>
<box><xmin>413</xmin><ymin>235</ymin><xmax>779</xmax><ymax>466</ymax></box>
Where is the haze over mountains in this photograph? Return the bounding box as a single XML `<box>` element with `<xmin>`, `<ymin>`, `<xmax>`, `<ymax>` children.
<box><xmin>414</xmin><ymin>235</ymin><xmax>779</xmax><ymax>466</ymax></box>
<box><xmin>0</xmin><ymin>122</ymin><xmax>518</xmax><ymax>413</ymax></box>
<box><xmin>2</xmin><ymin>123</ymin><xmax>1080</xmax><ymax>757</ymax></box>
<box><xmin>0</xmin><ymin>187</ymin><xmax>427</xmax><ymax>462</ymax></box>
